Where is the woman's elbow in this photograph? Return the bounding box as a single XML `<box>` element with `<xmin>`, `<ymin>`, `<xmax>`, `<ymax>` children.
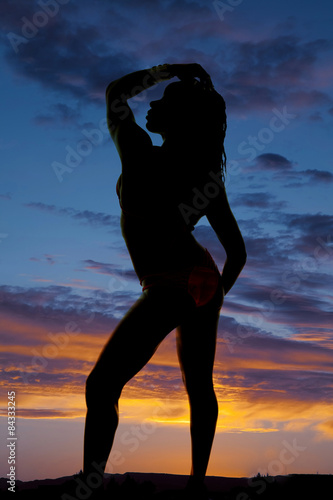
<box><xmin>235</xmin><ymin>251</ymin><xmax>246</xmax><ymax>270</ymax></box>
<box><xmin>228</xmin><ymin>249</ymin><xmax>247</xmax><ymax>269</ymax></box>
<box><xmin>239</xmin><ymin>240</ymin><xmax>247</xmax><ymax>267</ymax></box>
<box><xmin>105</xmin><ymin>81</ymin><xmax>117</xmax><ymax>99</ymax></box>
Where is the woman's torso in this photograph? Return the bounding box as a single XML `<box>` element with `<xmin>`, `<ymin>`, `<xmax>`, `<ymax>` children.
<box><xmin>117</xmin><ymin>146</ymin><xmax>209</xmax><ymax>281</ymax></box>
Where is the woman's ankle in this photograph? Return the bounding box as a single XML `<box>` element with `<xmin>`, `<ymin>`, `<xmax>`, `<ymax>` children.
<box><xmin>186</xmin><ymin>475</ymin><xmax>206</xmax><ymax>489</ymax></box>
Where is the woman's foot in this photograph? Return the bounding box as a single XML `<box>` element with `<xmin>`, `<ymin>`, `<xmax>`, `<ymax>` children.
<box><xmin>67</xmin><ymin>471</ymin><xmax>105</xmax><ymax>499</ymax></box>
<box><xmin>185</xmin><ymin>476</ymin><xmax>211</xmax><ymax>500</ymax></box>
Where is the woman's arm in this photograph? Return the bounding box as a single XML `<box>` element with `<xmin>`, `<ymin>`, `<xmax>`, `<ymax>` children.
<box><xmin>106</xmin><ymin>65</ymin><xmax>175</xmax><ymax>159</ymax></box>
<box><xmin>106</xmin><ymin>62</ymin><xmax>211</xmax><ymax>100</ymax></box>
<box><xmin>206</xmin><ymin>186</ymin><xmax>247</xmax><ymax>296</ymax></box>
<box><xmin>106</xmin><ymin>63</ymin><xmax>212</xmax><ymax>128</ymax></box>
<box><xmin>106</xmin><ymin>65</ymin><xmax>173</xmax><ymax>103</ymax></box>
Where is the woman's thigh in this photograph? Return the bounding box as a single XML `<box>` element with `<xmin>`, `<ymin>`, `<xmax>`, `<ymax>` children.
<box><xmin>89</xmin><ymin>287</ymin><xmax>196</xmax><ymax>392</ymax></box>
<box><xmin>176</xmin><ymin>290</ymin><xmax>223</xmax><ymax>392</ymax></box>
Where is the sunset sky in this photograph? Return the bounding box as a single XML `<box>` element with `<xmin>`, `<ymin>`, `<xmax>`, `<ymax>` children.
<box><xmin>1</xmin><ymin>0</ymin><xmax>333</xmax><ymax>481</ymax></box>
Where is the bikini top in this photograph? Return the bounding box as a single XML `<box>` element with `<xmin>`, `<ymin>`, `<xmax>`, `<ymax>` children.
<box><xmin>116</xmin><ymin>174</ymin><xmax>196</xmax><ymax>231</ymax></box>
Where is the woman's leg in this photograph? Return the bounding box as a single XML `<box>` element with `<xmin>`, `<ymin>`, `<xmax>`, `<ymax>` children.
<box><xmin>83</xmin><ymin>287</ymin><xmax>195</xmax><ymax>483</ymax></box>
<box><xmin>176</xmin><ymin>294</ymin><xmax>222</xmax><ymax>484</ymax></box>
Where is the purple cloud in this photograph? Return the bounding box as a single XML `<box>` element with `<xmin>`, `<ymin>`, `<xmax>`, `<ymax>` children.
<box><xmin>255</xmin><ymin>153</ymin><xmax>294</xmax><ymax>170</ymax></box>
<box><xmin>1</xmin><ymin>1</ymin><xmax>332</xmax><ymax>118</ymax></box>
<box><xmin>24</xmin><ymin>202</ymin><xmax>119</xmax><ymax>228</ymax></box>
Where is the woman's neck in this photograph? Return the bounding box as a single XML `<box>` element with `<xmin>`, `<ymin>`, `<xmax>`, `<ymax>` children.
<box><xmin>161</xmin><ymin>135</ymin><xmax>202</xmax><ymax>158</ymax></box>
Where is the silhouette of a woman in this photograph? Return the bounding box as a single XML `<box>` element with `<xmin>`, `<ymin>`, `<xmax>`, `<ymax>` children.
<box><xmin>83</xmin><ymin>63</ymin><xmax>246</xmax><ymax>498</ymax></box>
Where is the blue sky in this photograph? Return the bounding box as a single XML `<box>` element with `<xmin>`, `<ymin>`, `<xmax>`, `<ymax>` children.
<box><xmin>0</xmin><ymin>0</ymin><xmax>333</xmax><ymax>481</ymax></box>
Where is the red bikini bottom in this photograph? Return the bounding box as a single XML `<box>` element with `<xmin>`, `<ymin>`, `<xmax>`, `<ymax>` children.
<box><xmin>140</xmin><ymin>249</ymin><xmax>221</xmax><ymax>307</ymax></box>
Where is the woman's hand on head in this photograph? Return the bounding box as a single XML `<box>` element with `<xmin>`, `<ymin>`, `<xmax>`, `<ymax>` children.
<box><xmin>170</xmin><ymin>63</ymin><xmax>214</xmax><ymax>90</ymax></box>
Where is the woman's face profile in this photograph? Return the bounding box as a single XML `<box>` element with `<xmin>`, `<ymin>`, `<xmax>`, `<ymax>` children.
<box><xmin>146</xmin><ymin>96</ymin><xmax>167</xmax><ymax>133</ymax></box>
<box><xmin>146</xmin><ymin>96</ymin><xmax>174</xmax><ymax>134</ymax></box>
<box><xmin>146</xmin><ymin>82</ymin><xmax>191</xmax><ymax>136</ymax></box>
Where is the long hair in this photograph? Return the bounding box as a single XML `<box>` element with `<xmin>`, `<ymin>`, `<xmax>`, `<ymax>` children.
<box><xmin>164</xmin><ymin>79</ymin><xmax>227</xmax><ymax>183</ymax></box>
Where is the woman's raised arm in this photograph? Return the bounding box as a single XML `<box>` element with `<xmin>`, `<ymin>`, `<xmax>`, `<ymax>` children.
<box><xmin>106</xmin><ymin>65</ymin><xmax>173</xmax><ymax>109</ymax></box>
<box><xmin>105</xmin><ymin>65</ymin><xmax>174</xmax><ymax>159</ymax></box>
<box><xmin>105</xmin><ymin>62</ymin><xmax>215</xmax><ymax>163</ymax></box>
<box><xmin>105</xmin><ymin>62</ymin><xmax>212</xmax><ymax>126</ymax></box>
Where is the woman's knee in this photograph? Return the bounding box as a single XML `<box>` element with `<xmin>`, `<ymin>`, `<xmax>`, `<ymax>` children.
<box><xmin>85</xmin><ymin>370</ymin><xmax>100</xmax><ymax>408</ymax></box>
<box><xmin>189</xmin><ymin>387</ymin><xmax>218</xmax><ymax>419</ymax></box>
<box><xmin>186</xmin><ymin>379</ymin><xmax>217</xmax><ymax>403</ymax></box>
<box><xmin>85</xmin><ymin>367</ymin><xmax>121</xmax><ymax>408</ymax></box>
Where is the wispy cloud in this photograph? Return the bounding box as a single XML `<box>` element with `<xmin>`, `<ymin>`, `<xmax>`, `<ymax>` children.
<box><xmin>82</xmin><ymin>259</ymin><xmax>137</xmax><ymax>280</ymax></box>
<box><xmin>29</xmin><ymin>254</ymin><xmax>60</xmax><ymax>265</ymax></box>
<box><xmin>242</xmin><ymin>153</ymin><xmax>333</xmax><ymax>187</ymax></box>
<box><xmin>33</xmin><ymin>103</ymin><xmax>81</xmax><ymax>127</ymax></box>
<box><xmin>302</xmin><ymin>169</ymin><xmax>333</xmax><ymax>183</ymax></box>
<box><xmin>24</xmin><ymin>202</ymin><xmax>119</xmax><ymax>228</ymax></box>
<box><xmin>0</xmin><ymin>192</ymin><xmax>12</xmax><ymax>200</ymax></box>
